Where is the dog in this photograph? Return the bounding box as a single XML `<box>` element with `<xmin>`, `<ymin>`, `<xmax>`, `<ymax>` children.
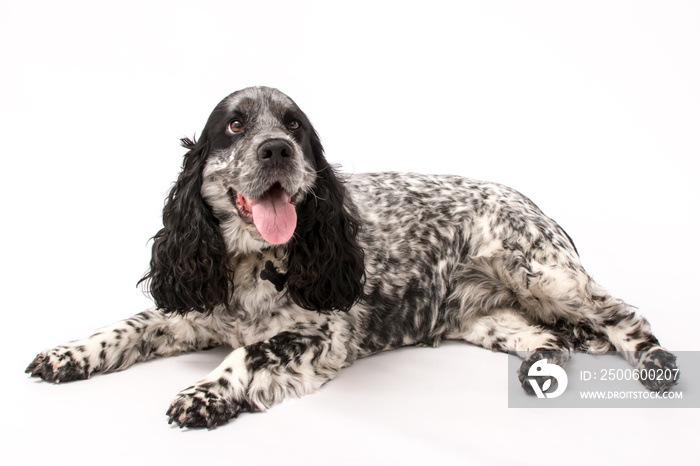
<box><xmin>26</xmin><ymin>86</ymin><xmax>678</xmax><ymax>428</ymax></box>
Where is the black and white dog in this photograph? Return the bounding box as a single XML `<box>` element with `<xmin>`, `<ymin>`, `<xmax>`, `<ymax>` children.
<box><xmin>27</xmin><ymin>86</ymin><xmax>678</xmax><ymax>428</ymax></box>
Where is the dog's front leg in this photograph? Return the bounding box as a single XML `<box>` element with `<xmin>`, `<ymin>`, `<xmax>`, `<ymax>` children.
<box><xmin>167</xmin><ymin>325</ymin><xmax>348</xmax><ymax>429</ymax></box>
<box><xmin>26</xmin><ymin>308</ymin><xmax>223</xmax><ymax>383</ymax></box>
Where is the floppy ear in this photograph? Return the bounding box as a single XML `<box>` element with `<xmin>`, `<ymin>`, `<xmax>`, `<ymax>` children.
<box><xmin>138</xmin><ymin>135</ymin><xmax>232</xmax><ymax>314</ymax></box>
<box><xmin>285</xmin><ymin>129</ymin><xmax>366</xmax><ymax>312</ymax></box>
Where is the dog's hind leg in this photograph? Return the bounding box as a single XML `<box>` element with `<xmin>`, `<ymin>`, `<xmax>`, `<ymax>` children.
<box><xmin>445</xmin><ymin>252</ymin><xmax>678</xmax><ymax>394</ymax></box>
<box><xmin>575</xmin><ymin>280</ymin><xmax>680</xmax><ymax>392</ymax></box>
<box><xmin>442</xmin><ymin>257</ymin><xmax>573</xmax><ymax>395</ymax></box>
<box><xmin>445</xmin><ymin>307</ymin><xmax>571</xmax><ymax>395</ymax></box>
<box><xmin>506</xmin><ymin>253</ymin><xmax>680</xmax><ymax>393</ymax></box>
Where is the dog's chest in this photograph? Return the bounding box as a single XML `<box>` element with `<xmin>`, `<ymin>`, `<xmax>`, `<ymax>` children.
<box><xmin>230</xmin><ymin>251</ymin><xmax>289</xmax><ymax>313</ymax></box>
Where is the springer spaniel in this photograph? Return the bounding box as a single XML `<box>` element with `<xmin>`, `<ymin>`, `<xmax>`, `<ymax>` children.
<box><xmin>27</xmin><ymin>86</ymin><xmax>678</xmax><ymax>428</ymax></box>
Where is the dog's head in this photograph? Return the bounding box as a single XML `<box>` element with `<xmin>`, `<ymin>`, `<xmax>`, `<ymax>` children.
<box><xmin>200</xmin><ymin>87</ymin><xmax>320</xmax><ymax>247</ymax></box>
<box><xmin>140</xmin><ymin>87</ymin><xmax>365</xmax><ymax>314</ymax></box>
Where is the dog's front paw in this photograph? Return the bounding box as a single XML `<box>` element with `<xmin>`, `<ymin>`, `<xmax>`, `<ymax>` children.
<box><xmin>166</xmin><ymin>386</ymin><xmax>253</xmax><ymax>429</ymax></box>
<box><xmin>25</xmin><ymin>347</ymin><xmax>89</xmax><ymax>383</ymax></box>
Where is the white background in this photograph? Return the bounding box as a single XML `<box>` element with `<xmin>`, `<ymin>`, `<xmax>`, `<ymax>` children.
<box><xmin>2</xmin><ymin>1</ymin><xmax>699</xmax><ymax>464</ymax></box>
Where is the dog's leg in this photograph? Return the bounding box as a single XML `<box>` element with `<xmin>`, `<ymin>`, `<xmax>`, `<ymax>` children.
<box><xmin>454</xmin><ymin>307</ymin><xmax>568</xmax><ymax>356</ymax></box>
<box><xmin>26</xmin><ymin>308</ymin><xmax>222</xmax><ymax>383</ymax></box>
<box><xmin>448</xmin><ymin>307</ymin><xmax>571</xmax><ymax>395</ymax></box>
<box><xmin>445</xmin><ymin>256</ymin><xmax>573</xmax><ymax>394</ymax></box>
<box><xmin>579</xmin><ymin>280</ymin><xmax>680</xmax><ymax>392</ymax></box>
<box><xmin>500</xmin><ymin>251</ymin><xmax>679</xmax><ymax>393</ymax></box>
<box><xmin>167</xmin><ymin>323</ymin><xmax>348</xmax><ymax>429</ymax></box>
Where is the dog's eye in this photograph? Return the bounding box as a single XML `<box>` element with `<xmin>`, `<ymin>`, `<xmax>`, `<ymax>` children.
<box><xmin>287</xmin><ymin>120</ymin><xmax>300</xmax><ymax>131</ymax></box>
<box><xmin>228</xmin><ymin>119</ymin><xmax>244</xmax><ymax>134</ymax></box>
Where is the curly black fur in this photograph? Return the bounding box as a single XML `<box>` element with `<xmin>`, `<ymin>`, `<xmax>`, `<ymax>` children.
<box><xmin>285</xmin><ymin>129</ymin><xmax>366</xmax><ymax>313</ymax></box>
<box><xmin>138</xmin><ymin>135</ymin><xmax>232</xmax><ymax>313</ymax></box>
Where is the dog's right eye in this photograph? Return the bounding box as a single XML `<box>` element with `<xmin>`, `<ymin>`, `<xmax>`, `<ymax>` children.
<box><xmin>227</xmin><ymin>120</ymin><xmax>244</xmax><ymax>134</ymax></box>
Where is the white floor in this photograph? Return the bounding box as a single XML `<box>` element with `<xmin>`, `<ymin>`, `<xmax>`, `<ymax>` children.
<box><xmin>9</xmin><ymin>342</ymin><xmax>697</xmax><ymax>466</ymax></box>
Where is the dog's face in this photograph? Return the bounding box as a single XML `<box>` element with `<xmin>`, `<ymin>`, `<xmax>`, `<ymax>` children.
<box><xmin>143</xmin><ymin>86</ymin><xmax>364</xmax><ymax>314</ymax></box>
<box><xmin>201</xmin><ymin>87</ymin><xmax>319</xmax><ymax>246</ymax></box>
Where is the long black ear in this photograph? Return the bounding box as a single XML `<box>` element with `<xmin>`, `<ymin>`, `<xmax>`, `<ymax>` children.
<box><xmin>138</xmin><ymin>135</ymin><xmax>231</xmax><ymax>314</ymax></box>
<box><xmin>285</xmin><ymin>130</ymin><xmax>365</xmax><ymax>312</ymax></box>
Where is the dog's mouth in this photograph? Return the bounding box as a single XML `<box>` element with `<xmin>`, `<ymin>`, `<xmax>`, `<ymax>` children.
<box><xmin>228</xmin><ymin>183</ymin><xmax>297</xmax><ymax>244</ymax></box>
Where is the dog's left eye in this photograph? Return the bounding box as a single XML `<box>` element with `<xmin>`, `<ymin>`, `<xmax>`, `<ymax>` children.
<box><xmin>228</xmin><ymin>119</ymin><xmax>244</xmax><ymax>134</ymax></box>
<box><xmin>287</xmin><ymin>120</ymin><xmax>300</xmax><ymax>131</ymax></box>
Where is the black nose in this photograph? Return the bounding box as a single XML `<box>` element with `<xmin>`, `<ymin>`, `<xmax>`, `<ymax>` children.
<box><xmin>257</xmin><ymin>139</ymin><xmax>294</xmax><ymax>165</ymax></box>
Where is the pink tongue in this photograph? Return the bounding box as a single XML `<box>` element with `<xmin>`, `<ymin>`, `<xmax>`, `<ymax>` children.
<box><xmin>250</xmin><ymin>186</ymin><xmax>297</xmax><ymax>244</ymax></box>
